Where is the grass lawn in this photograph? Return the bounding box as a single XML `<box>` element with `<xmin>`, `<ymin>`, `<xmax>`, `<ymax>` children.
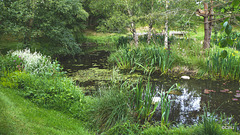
<box><xmin>0</xmin><ymin>86</ymin><xmax>91</xmax><ymax>135</ymax></box>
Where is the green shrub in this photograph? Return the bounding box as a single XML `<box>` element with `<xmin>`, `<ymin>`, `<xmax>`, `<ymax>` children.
<box><xmin>1</xmin><ymin>71</ymin><xmax>85</xmax><ymax>119</ymax></box>
<box><xmin>0</xmin><ymin>54</ymin><xmax>24</xmax><ymax>75</ymax></box>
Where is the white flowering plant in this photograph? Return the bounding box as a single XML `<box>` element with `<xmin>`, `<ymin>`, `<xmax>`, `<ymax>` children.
<box><xmin>10</xmin><ymin>49</ymin><xmax>64</xmax><ymax>76</ymax></box>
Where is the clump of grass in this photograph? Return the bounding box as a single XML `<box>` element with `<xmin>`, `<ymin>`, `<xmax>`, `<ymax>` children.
<box><xmin>201</xmin><ymin>104</ymin><xmax>238</xmax><ymax>135</ymax></box>
<box><xmin>159</xmin><ymin>83</ymin><xmax>179</xmax><ymax>126</ymax></box>
<box><xmin>109</xmin><ymin>45</ymin><xmax>175</xmax><ymax>74</ymax></box>
<box><xmin>88</xmin><ymin>87</ymin><xmax>130</xmax><ymax>133</ymax></box>
<box><xmin>206</xmin><ymin>50</ymin><xmax>240</xmax><ymax>80</ymax></box>
<box><xmin>131</xmin><ymin>78</ymin><xmax>159</xmax><ymax>122</ymax></box>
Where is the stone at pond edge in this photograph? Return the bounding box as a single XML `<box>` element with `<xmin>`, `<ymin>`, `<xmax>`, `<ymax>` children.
<box><xmin>152</xmin><ymin>97</ymin><xmax>161</xmax><ymax>104</ymax></box>
<box><xmin>181</xmin><ymin>76</ymin><xmax>190</xmax><ymax>80</ymax></box>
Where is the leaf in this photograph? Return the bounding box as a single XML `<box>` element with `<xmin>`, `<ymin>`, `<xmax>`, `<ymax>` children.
<box><xmin>220</xmin><ymin>50</ymin><xmax>228</xmax><ymax>58</ymax></box>
<box><xmin>225</xmin><ymin>24</ymin><xmax>232</xmax><ymax>35</ymax></box>
<box><xmin>220</xmin><ymin>38</ymin><xmax>228</xmax><ymax>48</ymax></box>
<box><xmin>232</xmin><ymin>0</ymin><xmax>240</xmax><ymax>8</ymax></box>
<box><xmin>227</xmin><ymin>38</ymin><xmax>233</xmax><ymax>45</ymax></box>
<box><xmin>236</xmin><ymin>16</ymin><xmax>240</xmax><ymax>21</ymax></box>
<box><xmin>223</xmin><ymin>21</ymin><xmax>228</xmax><ymax>28</ymax></box>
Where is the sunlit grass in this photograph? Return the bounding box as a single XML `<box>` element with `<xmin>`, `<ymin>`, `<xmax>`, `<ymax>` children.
<box><xmin>0</xmin><ymin>86</ymin><xmax>91</xmax><ymax>135</ymax></box>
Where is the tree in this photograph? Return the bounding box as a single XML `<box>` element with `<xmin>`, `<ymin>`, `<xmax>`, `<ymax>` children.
<box><xmin>196</xmin><ymin>0</ymin><xmax>240</xmax><ymax>49</ymax></box>
<box><xmin>1</xmin><ymin>0</ymin><xmax>88</xmax><ymax>55</ymax></box>
<box><xmin>89</xmin><ymin>0</ymin><xmax>142</xmax><ymax>47</ymax></box>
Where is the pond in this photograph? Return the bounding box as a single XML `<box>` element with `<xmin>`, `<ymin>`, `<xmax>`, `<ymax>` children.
<box><xmin>58</xmin><ymin>47</ymin><xmax>240</xmax><ymax>127</ymax></box>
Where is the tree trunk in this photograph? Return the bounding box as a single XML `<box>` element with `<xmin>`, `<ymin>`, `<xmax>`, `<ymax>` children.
<box><xmin>131</xmin><ymin>22</ymin><xmax>138</xmax><ymax>47</ymax></box>
<box><xmin>164</xmin><ymin>0</ymin><xmax>168</xmax><ymax>49</ymax></box>
<box><xmin>203</xmin><ymin>3</ymin><xmax>210</xmax><ymax>49</ymax></box>
<box><xmin>148</xmin><ymin>21</ymin><xmax>153</xmax><ymax>44</ymax></box>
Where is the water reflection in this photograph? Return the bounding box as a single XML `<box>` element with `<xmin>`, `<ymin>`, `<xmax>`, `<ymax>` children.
<box><xmin>152</xmin><ymin>78</ymin><xmax>240</xmax><ymax>126</ymax></box>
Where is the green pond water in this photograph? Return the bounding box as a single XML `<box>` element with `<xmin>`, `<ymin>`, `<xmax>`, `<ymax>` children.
<box><xmin>58</xmin><ymin>48</ymin><xmax>240</xmax><ymax>127</ymax></box>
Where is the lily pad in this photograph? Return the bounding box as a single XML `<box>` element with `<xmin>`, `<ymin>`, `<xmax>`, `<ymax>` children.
<box><xmin>232</xmin><ymin>98</ymin><xmax>238</xmax><ymax>101</ymax></box>
<box><xmin>234</xmin><ymin>94</ymin><xmax>240</xmax><ymax>98</ymax></box>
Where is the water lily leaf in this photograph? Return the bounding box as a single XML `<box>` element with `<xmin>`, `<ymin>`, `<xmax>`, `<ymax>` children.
<box><xmin>225</xmin><ymin>24</ymin><xmax>232</xmax><ymax>35</ymax></box>
<box><xmin>234</xmin><ymin>94</ymin><xmax>240</xmax><ymax>98</ymax></box>
<box><xmin>232</xmin><ymin>98</ymin><xmax>238</xmax><ymax>101</ymax></box>
<box><xmin>220</xmin><ymin>50</ymin><xmax>228</xmax><ymax>58</ymax></box>
<box><xmin>220</xmin><ymin>38</ymin><xmax>228</xmax><ymax>48</ymax></box>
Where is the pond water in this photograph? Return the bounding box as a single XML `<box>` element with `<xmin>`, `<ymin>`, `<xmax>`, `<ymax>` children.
<box><xmin>58</xmin><ymin>48</ymin><xmax>240</xmax><ymax>127</ymax></box>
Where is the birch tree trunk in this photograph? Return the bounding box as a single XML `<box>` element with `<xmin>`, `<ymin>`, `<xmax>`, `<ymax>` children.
<box><xmin>131</xmin><ymin>22</ymin><xmax>138</xmax><ymax>47</ymax></box>
<box><xmin>164</xmin><ymin>0</ymin><xmax>168</xmax><ymax>49</ymax></box>
<box><xmin>148</xmin><ymin>21</ymin><xmax>153</xmax><ymax>44</ymax></box>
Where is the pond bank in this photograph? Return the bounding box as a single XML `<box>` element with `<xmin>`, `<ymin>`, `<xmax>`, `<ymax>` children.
<box><xmin>58</xmin><ymin>47</ymin><xmax>240</xmax><ymax>128</ymax></box>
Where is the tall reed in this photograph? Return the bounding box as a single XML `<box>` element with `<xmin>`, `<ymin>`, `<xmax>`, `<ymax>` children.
<box><xmin>206</xmin><ymin>51</ymin><xmax>240</xmax><ymax>80</ymax></box>
<box><xmin>201</xmin><ymin>104</ymin><xmax>238</xmax><ymax>135</ymax></box>
<box><xmin>159</xmin><ymin>83</ymin><xmax>179</xmax><ymax>126</ymax></box>
<box><xmin>109</xmin><ymin>45</ymin><xmax>175</xmax><ymax>75</ymax></box>
<box><xmin>132</xmin><ymin>78</ymin><xmax>159</xmax><ymax>122</ymax></box>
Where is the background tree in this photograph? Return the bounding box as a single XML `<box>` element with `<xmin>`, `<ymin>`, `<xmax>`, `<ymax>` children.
<box><xmin>1</xmin><ymin>0</ymin><xmax>88</xmax><ymax>56</ymax></box>
<box><xmin>89</xmin><ymin>0</ymin><xmax>142</xmax><ymax>47</ymax></box>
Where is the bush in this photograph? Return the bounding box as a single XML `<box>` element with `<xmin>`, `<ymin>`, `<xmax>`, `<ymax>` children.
<box><xmin>0</xmin><ymin>54</ymin><xmax>24</xmax><ymax>75</ymax></box>
<box><xmin>1</xmin><ymin>71</ymin><xmax>84</xmax><ymax>116</ymax></box>
<box><xmin>11</xmin><ymin>48</ymin><xmax>64</xmax><ymax>76</ymax></box>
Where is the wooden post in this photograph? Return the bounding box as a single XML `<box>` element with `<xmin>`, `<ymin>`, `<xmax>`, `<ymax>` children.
<box><xmin>203</xmin><ymin>3</ymin><xmax>210</xmax><ymax>49</ymax></box>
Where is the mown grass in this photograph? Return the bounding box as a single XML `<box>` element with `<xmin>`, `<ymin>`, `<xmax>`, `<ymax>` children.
<box><xmin>0</xmin><ymin>86</ymin><xmax>91</xmax><ymax>135</ymax></box>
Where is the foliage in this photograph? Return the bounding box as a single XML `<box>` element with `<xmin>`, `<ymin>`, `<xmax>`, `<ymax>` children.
<box><xmin>0</xmin><ymin>54</ymin><xmax>24</xmax><ymax>75</ymax></box>
<box><xmin>10</xmin><ymin>49</ymin><xmax>63</xmax><ymax>75</ymax></box>
<box><xmin>87</xmin><ymin>87</ymin><xmax>130</xmax><ymax>133</ymax></box>
<box><xmin>131</xmin><ymin>78</ymin><xmax>159</xmax><ymax>122</ymax></box>
<box><xmin>102</xmin><ymin>120</ymin><xmax>141</xmax><ymax>135</ymax></box>
<box><xmin>109</xmin><ymin>45</ymin><xmax>175</xmax><ymax>74</ymax></box>
<box><xmin>0</xmin><ymin>71</ymin><xmax>85</xmax><ymax>119</ymax></box>
<box><xmin>117</xmin><ymin>34</ymin><xmax>175</xmax><ymax>48</ymax></box>
<box><xmin>213</xmin><ymin>32</ymin><xmax>240</xmax><ymax>50</ymax></box>
<box><xmin>159</xmin><ymin>83</ymin><xmax>179</xmax><ymax>126</ymax></box>
<box><xmin>0</xmin><ymin>86</ymin><xmax>90</xmax><ymax>135</ymax></box>
<box><xmin>206</xmin><ymin>50</ymin><xmax>240</xmax><ymax>80</ymax></box>
<box><xmin>0</xmin><ymin>49</ymin><xmax>86</xmax><ymax>119</ymax></box>
<box><xmin>1</xmin><ymin>0</ymin><xmax>88</xmax><ymax>56</ymax></box>
<box><xmin>201</xmin><ymin>104</ymin><xmax>238</xmax><ymax>135</ymax></box>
